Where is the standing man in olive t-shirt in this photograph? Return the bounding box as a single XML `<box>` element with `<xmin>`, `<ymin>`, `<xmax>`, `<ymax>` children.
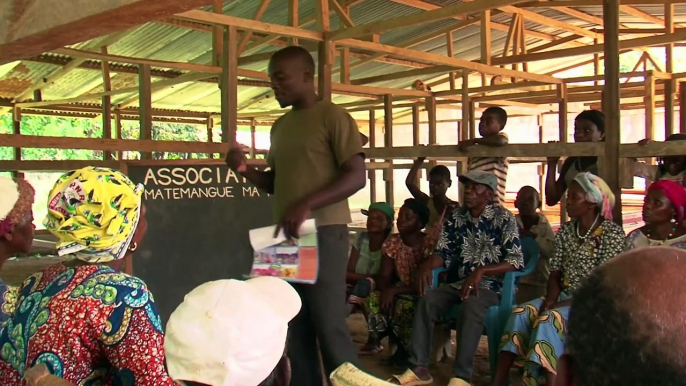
<box><xmin>225</xmin><ymin>46</ymin><xmax>366</xmax><ymax>386</ymax></box>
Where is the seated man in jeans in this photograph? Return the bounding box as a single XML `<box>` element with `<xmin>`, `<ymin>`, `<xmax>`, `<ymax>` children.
<box><xmin>391</xmin><ymin>171</ymin><xmax>524</xmax><ymax>386</ymax></box>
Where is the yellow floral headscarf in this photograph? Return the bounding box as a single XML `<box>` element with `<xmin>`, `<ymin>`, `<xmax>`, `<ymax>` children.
<box><xmin>43</xmin><ymin>167</ymin><xmax>143</xmax><ymax>263</ymax></box>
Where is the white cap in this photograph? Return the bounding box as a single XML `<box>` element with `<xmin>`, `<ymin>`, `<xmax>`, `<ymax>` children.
<box><xmin>164</xmin><ymin>277</ymin><xmax>302</xmax><ymax>386</ymax></box>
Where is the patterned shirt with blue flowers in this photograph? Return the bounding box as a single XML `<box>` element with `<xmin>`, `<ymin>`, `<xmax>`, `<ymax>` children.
<box><xmin>434</xmin><ymin>204</ymin><xmax>524</xmax><ymax>293</ymax></box>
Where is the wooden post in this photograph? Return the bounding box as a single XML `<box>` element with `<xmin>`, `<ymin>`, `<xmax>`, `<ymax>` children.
<box><xmin>446</xmin><ymin>32</ymin><xmax>456</xmax><ymax>90</ymax></box>
<box><xmin>11</xmin><ymin>108</ymin><xmax>20</xmax><ymax>178</ymax></box>
<box><xmin>461</xmin><ymin>69</ymin><xmax>470</xmax><ymax>141</ymax></box>
<box><xmin>220</xmin><ymin>26</ymin><xmax>238</xmax><ymax>150</ymax></box>
<box><xmin>383</xmin><ymin>94</ymin><xmax>394</xmax><ymax>206</ymax></box>
<box><xmin>603</xmin><ymin>0</ymin><xmax>622</xmax><ymax>225</ymax></box>
<box><xmin>212</xmin><ymin>0</ymin><xmax>223</xmax><ymax>66</ymax></box>
<box><xmin>481</xmin><ymin>10</ymin><xmax>492</xmax><ymax>87</ymax></box>
<box><xmin>101</xmin><ymin>47</ymin><xmax>112</xmax><ymax>160</ymax></box>
<box><xmin>593</xmin><ymin>37</ymin><xmax>600</xmax><ymax>86</ymax></box>
<box><xmin>340</xmin><ymin>47</ymin><xmax>350</xmax><ymax>84</ymax></box>
<box><xmin>206</xmin><ymin>118</ymin><xmax>214</xmax><ymax>159</ymax></box>
<box><xmin>114</xmin><ymin>109</ymin><xmax>122</xmax><ymax>160</ymax></box>
<box><xmin>289</xmin><ymin>0</ymin><xmax>299</xmax><ymax>45</ymax></box>
<box><xmin>537</xmin><ymin>114</ymin><xmax>546</xmax><ymax>208</ymax></box>
<box><xmin>426</xmin><ymin>97</ymin><xmax>438</xmax><ymax>171</ymax></box>
<box><xmin>318</xmin><ymin>40</ymin><xmax>333</xmax><ymax>101</ymax></box>
<box><xmin>369</xmin><ymin>108</ymin><xmax>377</xmax><ymax>202</ymax></box>
<box><xmin>250</xmin><ymin>118</ymin><xmax>257</xmax><ymax>159</ymax></box>
<box><xmin>316</xmin><ymin>0</ymin><xmax>331</xmax><ymax>100</ymax></box>
<box><xmin>412</xmin><ymin>104</ymin><xmax>421</xmax><ymax>187</ymax></box>
<box><xmin>558</xmin><ymin>83</ymin><xmax>568</xmax><ymax>222</ymax></box>
<box><xmin>138</xmin><ymin>64</ymin><xmax>152</xmax><ymax>160</ymax></box>
<box><xmin>426</xmin><ymin>97</ymin><xmax>437</xmax><ymax>146</ymax></box>
<box><xmin>665</xmin><ymin>2</ymin><xmax>675</xmax><ymax>137</ymax></box>
<box><xmin>680</xmin><ymin>81</ymin><xmax>686</xmax><ymax>133</ymax></box>
<box><xmin>468</xmin><ymin>101</ymin><xmax>476</xmax><ymax>139</ymax></box>
<box><xmin>645</xmin><ymin>72</ymin><xmax>655</xmax><ymax>140</ymax></box>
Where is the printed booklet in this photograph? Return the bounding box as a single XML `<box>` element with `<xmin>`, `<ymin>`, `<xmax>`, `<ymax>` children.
<box><xmin>248</xmin><ymin>219</ymin><xmax>318</xmax><ymax>283</ymax></box>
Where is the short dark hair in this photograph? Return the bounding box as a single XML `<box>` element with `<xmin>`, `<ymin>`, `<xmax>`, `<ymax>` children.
<box><xmin>567</xmin><ymin>253</ymin><xmax>686</xmax><ymax>386</ymax></box>
<box><xmin>428</xmin><ymin>165</ymin><xmax>451</xmax><ymax>181</ymax></box>
<box><xmin>269</xmin><ymin>45</ymin><xmax>315</xmax><ymax>74</ymax></box>
<box><xmin>402</xmin><ymin>198</ymin><xmax>430</xmax><ymax>228</ymax></box>
<box><xmin>518</xmin><ymin>185</ymin><xmax>541</xmax><ymax>209</ymax></box>
<box><xmin>666</xmin><ymin>133</ymin><xmax>686</xmax><ymax>142</ymax></box>
<box><xmin>483</xmin><ymin>106</ymin><xmax>508</xmax><ymax>128</ymax></box>
<box><xmin>575</xmin><ymin>109</ymin><xmax>605</xmax><ymax>134</ymax></box>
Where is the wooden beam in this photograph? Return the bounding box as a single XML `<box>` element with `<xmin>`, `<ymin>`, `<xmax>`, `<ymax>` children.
<box><xmin>0</xmin><ymin>0</ymin><xmax>214</xmax><ymax>65</ymax></box>
<box><xmin>139</xmin><ymin>64</ymin><xmax>153</xmax><ymax>160</ymax></box>
<box><xmin>116</xmin><ymin>72</ymin><xmax>217</xmax><ymax>109</ymax></box>
<box><xmin>337</xmin><ymin>39</ymin><xmax>562</xmax><ymax>83</ymax></box>
<box><xmin>101</xmin><ymin>47</ymin><xmax>113</xmax><ymax>160</ymax></box>
<box><xmin>54</xmin><ymin>47</ymin><xmax>223</xmax><ymax>74</ymax></box>
<box><xmin>494</xmin><ymin>29</ymin><xmax>686</xmax><ymax>65</ymax></box>
<box><xmin>178</xmin><ymin>9</ymin><xmax>324</xmax><ymax>41</ymax></box>
<box><xmin>519</xmin><ymin>0</ymin><xmax>686</xmax><ymax>6</ymax></box>
<box><xmin>221</xmin><ymin>26</ymin><xmax>238</xmax><ymax>149</ymax></box>
<box><xmin>0</xmin><ymin>134</ymin><xmax>231</xmax><ymax>154</ymax></box>
<box><xmin>681</xmin><ymin>81</ymin><xmax>686</xmax><ymax>133</ymax></box>
<box><xmin>503</xmin><ymin>5</ymin><xmax>601</xmax><ymax>40</ymax></box>
<box><xmin>351</xmin><ymin>65</ymin><xmax>454</xmax><ymax>85</ymax></box>
<box><xmin>330</xmin><ymin>0</ymin><xmax>355</xmax><ymax>28</ymax></box>
<box><xmin>0</xmin><ymin>160</ymin><xmax>121</xmax><ymax>172</ymax></box>
<box><xmin>603</xmin><ymin>0</ymin><xmax>622</xmax><ymax>224</ymax></box>
<box><xmin>329</xmin><ymin>0</ymin><xmax>530</xmax><ymax>40</ymax></box>
<box><xmin>237</xmin><ymin>0</ymin><xmax>272</xmax><ymax>55</ymax></box>
<box><xmin>16</xmin><ymin>72</ymin><xmax>218</xmax><ymax>109</ymax></box>
<box><xmin>14</xmin><ymin>30</ymin><xmax>130</xmax><ymax>102</ymax></box>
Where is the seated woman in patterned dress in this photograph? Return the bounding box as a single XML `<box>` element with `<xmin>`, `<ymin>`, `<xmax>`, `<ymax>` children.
<box><xmin>0</xmin><ymin>176</ymin><xmax>35</xmax><ymax>328</ymax></box>
<box><xmin>363</xmin><ymin>198</ymin><xmax>434</xmax><ymax>364</ymax></box>
<box><xmin>0</xmin><ymin>167</ymin><xmax>176</xmax><ymax>385</ymax></box>
<box><xmin>625</xmin><ymin>180</ymin><xmax>686</xmax><ymax>250</ymax></box>
<box><xmin>491</xmin><ymin>172</ymin><xmax>626</xmax><ymax>386</ymax></box>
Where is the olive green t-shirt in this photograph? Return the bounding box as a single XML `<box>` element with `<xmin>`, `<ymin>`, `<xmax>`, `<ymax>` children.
<box><xmin>267</xmin><ymin>100</ymin><xmax>364</xmax><ymax>227</ymax></box>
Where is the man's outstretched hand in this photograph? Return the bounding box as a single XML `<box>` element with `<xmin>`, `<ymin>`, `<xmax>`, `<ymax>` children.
<box><xmin>225</xmin><ymin>145</ymin><xmax>249</xmax><ymax>173</ymax></box>
<box><xmin>275</xmin><ymin>199</ymin><xmax>312</xmax><ymax>240</ymax></box>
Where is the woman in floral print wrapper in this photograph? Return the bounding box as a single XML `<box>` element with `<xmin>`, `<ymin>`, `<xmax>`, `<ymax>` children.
<box><xmin>0</xmin><ymin>167</ymin><xmax>176</xmax><ymax>385</ymax></box>
<box><xmin>491</xmin><ymin>172</ymin><xmax>626</xmax><ymax>386</ymax></box>
<box><xmin>0</xmin><ymin>176</ymin><xmax>35</xmax><ymax>328</ymax></box>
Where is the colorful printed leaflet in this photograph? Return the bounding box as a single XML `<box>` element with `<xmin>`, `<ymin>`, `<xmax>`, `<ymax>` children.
<box><xmin>249</xmin><ymin>220</ymin><xmax>319</xmax><ymax>284</ymax></box>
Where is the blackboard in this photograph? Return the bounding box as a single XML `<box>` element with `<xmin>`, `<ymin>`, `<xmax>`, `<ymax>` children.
<box><xmin>125</xmin><ymin>161</ymin><xmax>274</xmax><ymax>324</ymax></box>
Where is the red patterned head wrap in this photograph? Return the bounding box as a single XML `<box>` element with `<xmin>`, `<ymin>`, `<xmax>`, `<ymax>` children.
<box><xmin>647</xmin><ymin>180</ymin><xmax>686</xmax><ymax>223</ymax></box>
<box><xmin>0</xmin><ymin>177</ymin><xmax>35</xmax><ymax>238</ymax></box>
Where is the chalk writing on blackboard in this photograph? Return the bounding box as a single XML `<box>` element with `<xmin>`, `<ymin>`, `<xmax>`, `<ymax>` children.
<box><xmin>141</xmin><ymin>166</ymin><xmax>268</xmax><ymax>201</ymax></box>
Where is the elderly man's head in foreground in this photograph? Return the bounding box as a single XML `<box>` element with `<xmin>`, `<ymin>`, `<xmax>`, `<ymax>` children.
<box><xmin>557</xmin><ymin>246</ymin><xmax>686</xmax><ymax>386</ymax></box>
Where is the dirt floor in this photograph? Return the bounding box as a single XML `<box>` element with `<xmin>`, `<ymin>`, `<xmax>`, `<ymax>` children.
<box><xmin>347</xmin><ymin>313</ymin><xmax>525</xmax><ymax>386</ymax></box>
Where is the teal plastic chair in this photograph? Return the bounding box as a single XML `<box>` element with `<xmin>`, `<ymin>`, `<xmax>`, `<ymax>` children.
<box><xmin>431</xmin><ymin>237</ymin><xmax>540</xmax><ymax>378</ymax></box>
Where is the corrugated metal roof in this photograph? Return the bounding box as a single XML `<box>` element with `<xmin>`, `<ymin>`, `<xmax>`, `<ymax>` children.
<box><xmin>1</xmin><ymin>0</ymin><xmax>684</xmax><ymax>117</ymax></box>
